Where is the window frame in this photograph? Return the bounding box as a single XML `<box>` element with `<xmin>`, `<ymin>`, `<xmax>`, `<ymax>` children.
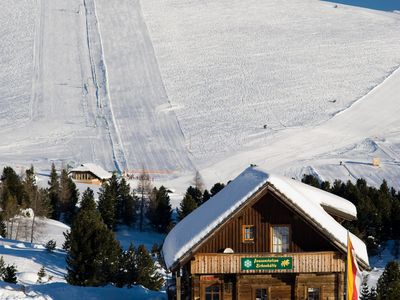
<box><xmin>242</xmin><ymin>225</ymin><xmax>255</xmax><ymax>243</ymax></box>
<box><xmin>269</xmin><ymin>224</ymin><xmax>291</xmax><ymax>253</ymax></box>
<box><xmin>204</xmin><ymin>283</ymin><xmax>221</xmax><ymax>300</ymax></box>
<box><xmin>303</xmin><ymin>286</ymin><xmax>323</xmax><ymax>300</ymax></box>
<box><xmin>254</xmin><ymin>287</ymin><xmax>269</xmax><ymax>300</ymax></box>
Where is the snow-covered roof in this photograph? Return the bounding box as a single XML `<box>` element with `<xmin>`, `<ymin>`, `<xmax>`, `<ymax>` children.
<box><xmin>162</xmin><ymin>166</ymin><xmax>369</xmax><ymax>270</ymax></box>
<box><xmin>70</xmin><ymin>163</ymin><xmax>112</xmax><ymax>180</ymax></box>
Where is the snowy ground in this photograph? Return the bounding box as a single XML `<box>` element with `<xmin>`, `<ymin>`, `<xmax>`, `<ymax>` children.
<box><xmin>1</xmin><ymin>0</ymin><xmax>400</xmax><ymax>295</ymax></box>
<box><xmin>0</xmin><ymin>218</ymin><xmax>167</xmax><ymax>299</ymax></box>
<box><xmin>0</xmin><ymin>215</ymin><xmax>396</xmax><ymax>298</ymax></box>
<box><xmin>1</xmin><ymin>0</ymin><xmax>400</xmax><ymax>192</ymax></box>
<box><xmin>0</xmin><ymin>282</ymin><xmax>165</xmax><ymax>300</ymax></box>
<box><xmin>194</xmin><ymin>65</ymin><xmax>400</xmax><ymax>191</ymax></box>
<box><xmin>141</xmin><ymin>0</ymin><xmax>400</xmax><ymax>167</ymax></box>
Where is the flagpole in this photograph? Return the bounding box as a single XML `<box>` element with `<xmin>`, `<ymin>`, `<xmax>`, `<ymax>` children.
<box><xmin>345</xmin><ymin>230</ymin><xmax>348</xmax><ymax>300</ymax></box>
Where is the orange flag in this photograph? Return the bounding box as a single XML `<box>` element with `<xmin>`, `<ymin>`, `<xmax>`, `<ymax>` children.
<box><xmin>347</xmin><ymin>232</ymin><xmax>361</xmax><ymax>300</ymax></box>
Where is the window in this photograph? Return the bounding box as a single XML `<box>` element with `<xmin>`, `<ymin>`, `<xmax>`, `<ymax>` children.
<box><xmin>242</xmin><ymin>225</ymin><xmax>255</xmax><ymax>242</ymax></box>
<box><xmin>205</xmin><ymin>284</ymin><xmax>220</xmax><ymax>300</ymax></box>
<box><xmin>308</xmin><ymin>287</ymin><xmax>320</xmax><ymax>300</ymax></box>
<box><xmin>255</xmin><ymin>288</ymin><xmax>268</xmax><ymax>300</ymax></box>
<box><xmin>271</xmin><ymin>225</ymin><xmax>290</xmax><ymax>252</ymax></box>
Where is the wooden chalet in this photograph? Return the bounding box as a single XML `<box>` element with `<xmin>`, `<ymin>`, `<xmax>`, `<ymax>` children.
<box><xmin>162</xmin><ymin>166</ymin><xmax>369</xmax><ymax>300</ymax></box>
<box><xmin>69</xmin><ymin>163</ymin><xmax>111</xmax><ymax>185</ymax></box>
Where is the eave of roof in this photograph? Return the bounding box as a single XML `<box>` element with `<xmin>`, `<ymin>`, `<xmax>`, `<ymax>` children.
<box><xmin>162</xmin><ymin>167</ymin><xmax>369</xmax><ymax>271</ymax></box>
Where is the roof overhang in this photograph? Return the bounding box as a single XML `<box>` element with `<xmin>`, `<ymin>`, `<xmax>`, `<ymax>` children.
<box><xmin>163</xmin><ymin>167</ymin><xmax>369</xmax><ymax>272</ymax></box>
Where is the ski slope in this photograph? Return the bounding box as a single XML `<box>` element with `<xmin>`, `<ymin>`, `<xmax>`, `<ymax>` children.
<box><xmin>0</xmin><ymin>0</ymin><xmax>194</xmax><ymax>177</ymax></box>
<box><xmin>141</xmin><ymin>0</ymin><xmax>400</xmax><ymax>165</ymax></box>
<box><xmin>198</xmin><ymin>65</ymin><xmax>400</xmax><ymax>190</ymax></box>
<box><xmin>94</xmin><ymin>0</ymin><xmax>194</xmax><ymax>173</ymax></box>
<box><xmin>0</xmin><ymin>0</ymin><xmax>116</xmax><ymax>170</ymax></box>
<box><xmin>1</xmin><ymin>0</ymin><xmax>400</xmax><ymax>189</ymax></box>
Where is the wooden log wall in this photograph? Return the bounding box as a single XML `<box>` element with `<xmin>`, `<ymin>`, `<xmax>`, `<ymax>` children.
<box><xmin>191</xmin><ymin>251</ymin><xmax>345</xmax><ymax>274</ymax></box>
<box><xmin>196</xmin><ymin>191</ymin><xmax>336</xmax><ymax>254</ymax></box>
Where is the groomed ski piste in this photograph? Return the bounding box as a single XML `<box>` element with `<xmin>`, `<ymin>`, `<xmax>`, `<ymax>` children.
<box><xmin>1</xmin><ymin>0</ymin><xmax>400</xmax><ymax>298</ymax></box>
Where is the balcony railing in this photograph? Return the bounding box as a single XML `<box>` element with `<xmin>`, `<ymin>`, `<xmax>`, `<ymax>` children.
<box><xmin>191</xmin><ymin>251</ymin><xmax>345</xmax><ymax>274</ymax></box>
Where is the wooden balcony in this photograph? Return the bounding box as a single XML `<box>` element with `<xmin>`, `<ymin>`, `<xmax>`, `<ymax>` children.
<box><xmin>191</xmin><ymin>251</ymin><xmax>345</xmax><ymax>274</ymax></box>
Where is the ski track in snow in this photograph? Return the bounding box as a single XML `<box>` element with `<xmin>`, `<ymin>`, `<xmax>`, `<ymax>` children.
<box><xmin>1</xmin><ymin>0</ymin><xmax>400</xmax><ymax>189</ymax></box>
<box><xmin>29</xmin><ymin>0</ymin><xmax>43</xmax><ymax>122</ymax></box>
<box><xmin>82</xmin><ymin>0</ymin><xmax>128</xmax><ymax>173</ymax></box>
<box><xmin>93</xmin><ymin>0</ymin><xmax>195</xmax><ymax>174</ymax></box>
<box><xmin>0</xmin><ymin>0</ymin><xmax>194</xmax><ymax>178</ymax></box>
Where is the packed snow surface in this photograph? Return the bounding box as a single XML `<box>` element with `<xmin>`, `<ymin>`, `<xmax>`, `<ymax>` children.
<box><xmin>1</xmin><ymin>0</ymin><xmax>400</xmax><ymax>190</ymax></box>
<box><xmin>163</xmin><ymin>166</ymin><xmax>368</xmax><ymax>269</ymax></box>
<box><xmin>0</xmin><ymin>221</ymin><xmax>167</xmax><ymax>299</ymax></box>
<box><xmin>142</xmin><ymin>0</ymin><xmax>400</xmax><ymax>164</ymax></box>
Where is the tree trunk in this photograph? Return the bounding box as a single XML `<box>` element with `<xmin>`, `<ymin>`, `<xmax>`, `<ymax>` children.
<box><xmin>10</xmin><ymin>219</ymin><xmax>14</xmax><ymax>239</ymax></box>
<box><xmin>30</xmin><ymin>214</ymin><xmax>36</xmax><ymax>243</ymax></box>
<box><xmin>15</xmin><ymin>219</ymin><xmax>20</xmax><ymax>240</ymax></box>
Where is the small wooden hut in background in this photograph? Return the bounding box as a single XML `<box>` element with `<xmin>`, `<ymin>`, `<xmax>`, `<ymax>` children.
<box><xmin>69</xmin><ymin>163</ymin><xmax>111</xmax><ymax>185</ymax></box>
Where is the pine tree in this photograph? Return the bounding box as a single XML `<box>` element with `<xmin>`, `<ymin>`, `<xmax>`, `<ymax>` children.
<box><xmin>148</xmin><ymin>186</ymin><xmax>172</xmax><ymax>233</ymax></box>
<box><xmin>377</xmin><ymin>261</ymin><xmax>400</xmax><ymax>299</ymax></box>
<box><xmin>59</xmin><ymin>168</ymin><xmax>79</xmax><ymax>224</ymax></box>
<box><xmin>80</xmin><ymin>188</ymin><xmax>96</xmax><ymax>211</ymax></box>
<box><xmin>48</xmin><ymin>163</ymin><xmax>60</xmax><ymax>220</ymax></box>
<box><xmin>186</xmin><ymin>186</ymin><xmax>203</xmax><ymax>206</ymax></box>
<box><xmin>0</xmin><ymin>256</ymin><xmax>6</xmax><ymax>277</ymax></box>
<box><xmin>62</xmin><ymin>230</ymin><xmax>71</xmax><ymax>251</ymax></box>
<box><xmin>391</xmin><ymin>199</ymin><xmax>400</xmax><ymax>241</ymax></box>
<box><xmin>98</xmin><ymin>180</ymin><xmax>116</xmax><ymax>230</ymax></box>
<box><xmin>360</xmin><ymin>277</ymin><xmax>370</xmax><ymax>300</ymax></box>
<box><xmin>0</xmin><ymin>214</ymin><xmax>7</xmax><ymax>237</ymax></box>
<box><xmin>46</xmin><ymin>240</ymin><xmax>56</xmax><ymax>252</ymax></box>
<box><xmin>37</xmin><ymin>265</ymin><xmax>47</xmax><ymax>283</ymax></box>
<box><xmin>114</xmin><ymin>243</ymin><xmax>137</xmax><ymax>288</ymax></box>
<box><xmin>66</xmin><ymin>178</ymin><xmax>79</xmax><ymax>221</ymax></box>
<box><xmin>1</xmin><ymin>166</ymin><xmax>25</xmax><ymax>206</ymax></box>
<box><xmin>177</xmin><ymin>194</ymin><xmax>197</xmax><ymax>221</ymax></box>
<box><xmin>301</xmin><ymin>174</ymin><xmax>321</xmax><ymax>188</ymax></box>
<box><xmin>135</xmin><ymin>245</ymin><xmax>164</xmax><ymax>291</ymax></box>
<box><xmin>137</xmin><ymin>169</ymin><xmax>152</xmax><ymax>232</ymax></box>
<box><xmin>210</xmin><ymin>182</ymin><xmax>225</xmax><ymax>197</ymax></box>
<box><xmin>370</xmin><ymin>287</ymin><xmax>378</xmax><ymax>300</ymax></box>
<box><xmin>202</xmin><ymin>189</ymin><xmax>211</xmax><ymax>202</ymax></box>
<box><xmin>118</xmin><ymin>178</ymin><xmax>137</xmax><ymax>226</ymax></box>
<box><xmin>2</xmin><ymin>265</ymin><xmax>18</xmax><ymax>283</ymax></box>
<box><xmin>66</xmin><ymin>188</ymin><xmax>121</xmax><ymax>286</ymax></box>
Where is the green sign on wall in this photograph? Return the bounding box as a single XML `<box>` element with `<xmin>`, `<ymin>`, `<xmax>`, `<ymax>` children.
<box><xmin>241</xmin><ymin>257</ymin><xmax>293</xmax><ymax>271</ymax></box>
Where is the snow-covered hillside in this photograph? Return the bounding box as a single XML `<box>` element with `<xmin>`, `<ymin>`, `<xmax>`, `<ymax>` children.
<box><xmin>1</xmin><ymin>0</ymin><xmax>400</xmax><ymax>189</ymax></box>
<box><xmin>0</xmin><ymin>218</ymin><xmax>167</xmax><ymax>299</ymax></box>
<box><xmin>141</xmin><ymin>0</ymin><xmax>400</xmax><ymax>164</ymax></box>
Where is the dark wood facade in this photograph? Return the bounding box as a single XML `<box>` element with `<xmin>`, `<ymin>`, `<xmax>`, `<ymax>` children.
<box><xmin>169</xmin><ymin>187</ymin><xmax>358</xmax><ymax>300</ymax></box>
<box><xmin>196</xmin><ymin>191</ymin><xmax>336</xmax><ymax>254</ymax></box>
